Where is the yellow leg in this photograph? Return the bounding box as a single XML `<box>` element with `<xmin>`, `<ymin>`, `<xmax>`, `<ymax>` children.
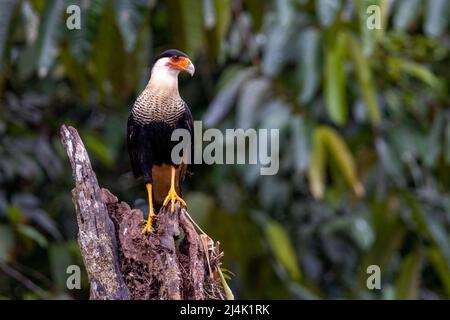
<box><xmin>163</xmin><ymin>166</ymin><xmax>187</xmax><ymax>212</ymax></box>
<box><xmin>142</xmin><ymin>183</ymin><xmax>155</xmax><ymax>234</ymax></box>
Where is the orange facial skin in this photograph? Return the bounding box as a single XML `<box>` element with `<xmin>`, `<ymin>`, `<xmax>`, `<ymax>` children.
<box><xmin>167</xmin><ymin>56</ymin><xmax>195</xmax><ymax>75</ymax></box>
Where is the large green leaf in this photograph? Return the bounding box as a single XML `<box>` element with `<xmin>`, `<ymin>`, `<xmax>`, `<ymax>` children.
<box><xmin>244</xmin><ymin>0</ymin><xmax>264</xmax><ymax>31</ymax></box>
<box><xmin>393</xmin><ymin>0</ymin><xmax>422</xmax><ymax>31</ymax></box>
<box><xmin>297</xmin><ymin>28</ymin><xmax>321</xmax><ymax>104</ymax></box>
<box><xmin>60</xmin><ymin>48</ymin><xmax>89</xmax><ymax>102</ymax></box>
<box><xmin>308</xmin><ymin>126</ymin><xmax>364</xmax><ymax>199</ymax></box>
<box><xmin>204</xmin><ymin>0</ymin><xmax>231</xmax><ymax>58</ymax></box>
<box><xmin>348</xmin><ymin>36</ymin><xmax>381</xmax><ymax>124</ymax></box>
<box><xmin>357</xmin><ymin>0</ymin><xmax>389</xmax><ymax>55</ymax></box>
<box><xmin>17</xmin><ymin>1</ymin><xmax>40</xmax><ymax>80</ymax></box>
<box><xmin>135</xmin><ymin>22</ymin><xmax>153</xmax><ymax>90</ymax></box>
<box><xmin>291</xmin><ymin>115</ymin><xmax>311</xmax><ymax>174</ymax></box>
<box><xmin>404</xmin><ymin>194</ymin><xmax>450</xmax><ymax>266</ymax></box>
<box><xmin>388</xmin><ymin>57</ymin><xmax>442</xmax><ymax>89</ymax></box>
<box><xmin>237</xmin><ymin>78</ymin><xmax>270</xmax><ymax>129</ymax></box>
<box><xmin>68</xmin><ymin>0</ymin><xmax>106</xmax><ymax>63</ymax></box>
<box><xmin>202</xmin><ymin>0</ymin><xmax>215</xmax><ymax>29</ymax></box>
<box><xmin>213</xmin><ymin>0</ymin><xmax>231</xmax><ymax>48</ymax></box>
<box><xmin>17</xmin><ymin>224</ymin><xmax>48</xmax><ymax>248</ymax></box>
<box><xmin>258</xmin><ymin>175</ymin><xmax>290</xmax><ymax>210</ymax></box>
<box><xmin>324</xmin><ymin>32</ymin><xmax>347</xmax><ymax>125</ymax></box>
<box><xmin>114</xmin><ymin>0</ymin><xmax>151</xmax><ymax>52</ymax></box>
<box><xmin>0</xmin><ymin>224</ymin><xmax>14</xmax><ymax>263</ymax></box>
<box><xmin>36</xmin><ymin>0</ymin><xmax>65</xmax><ymax>78</ymax></box>
<box><xmin>266</xmin><ymin>219</ymin><xmax>301</xmax><ymax>281</ymax></box>
<box><xmin>445</xmin><ymin>122</ymin><xmax>450</xmax><ymax>164</ymax></box>
<box><xmin>358</xmin><ymin>197</ymin><xmax>406</xmax><ymax>292</ymax></box>
<box><xmin>167</xmin><ymin>0</ymin><xmax>203</xmax><ymax>57</ymax></box>
<box><xmin>262</xmin><ymin>23</ymin><xmax>291</xmax><ymax>77</ymax></box>
<box><xmin>375</xmin><ymin>138</ymin><xmax>404</xmax><ymax>184</ymax></box>
<box><xmin>308</xmin><ymin>127</ymin><xmax>326</xmax><ymax>199</ymax></box>
<box><xmin>322</xmin><ymin>127</ymin><xmax>365</xmax><ymax>197</ymax></box>
<box><xmin>275</xmin><ymin>0</ymin><xmax>294</xmax><ymax>26</ymax></box>
<box><xmin>83</xmin><ymin>132</ymin><xmax>114</xmax><ymax>167</ymax></box>
<box><xmin>427</xmin><ymin>246</ymin><xmax>450</xmax><ymax>298</ymax></box>
<box><xmin>395</xmin><ymin>248</ymin><xmax>422</xmax><ymax>299</ymax></box>
<box><xmin>0</xmin><ymin>0</ymin><xmax>16</xmax><ymax>69</ymax></box>
<box><xmin>91</xmin><ymin>4</ymin><xmax>128</xmax><ymax>102</ymax></box>
<box><xmin>423</xmin><ymin>115</ymin><xmax>445</xmax><ymax>167</ymax></box>
<box><xmin>366</xmin><ymin>214</ymin><xmax>406</xmax><ymax>268</ymax></box>
<box><xmin>203</xmin><ymin>67</ymin><xmax>256</xmax><ymax>127</ymax></box>
<box><xmin>49</xmin><ymin>242</ymin><xmax>73</xmax><ymax>289</ymax></box>
<box><xmin>315</xmin><ymin>0</ymin><xmax>341</xmax><ymax>27</ymax></box>
<box><xmin>424</xmin><ymin>0</ymin><xmax>449</xmax><ymax>38</ymax></box>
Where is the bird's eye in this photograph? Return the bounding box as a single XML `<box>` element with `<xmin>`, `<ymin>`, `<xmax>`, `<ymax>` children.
<box><xmin>172</xmin><ymin>56</ymin><xmax>179</xmax><ymax>61</ymax></box>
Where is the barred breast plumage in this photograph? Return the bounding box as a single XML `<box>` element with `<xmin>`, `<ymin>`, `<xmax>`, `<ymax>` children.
<box><xmin>131</xmin><ymin>89</ymin><xmax>186</xmax><ymax>126</ymax></box>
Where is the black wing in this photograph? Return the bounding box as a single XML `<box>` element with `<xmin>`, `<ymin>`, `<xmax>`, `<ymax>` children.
<box><xmin>180</xmin><ymin>102</ymin><xmax>194</xmax><ymax>178</ymax></box>
<box><xmin>127</xmin><ymin>114</ymin><xmax>141</xmax><ymax>178</ymax></box>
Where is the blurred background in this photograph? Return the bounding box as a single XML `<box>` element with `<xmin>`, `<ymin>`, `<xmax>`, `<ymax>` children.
<box><xmin>0</xmin><ymin>0</ymin><xmax>449</xmax><ymax>300</ymax></box>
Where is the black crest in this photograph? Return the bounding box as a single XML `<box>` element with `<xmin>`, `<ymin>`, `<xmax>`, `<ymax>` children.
<box><xmin>155</xmin><ymin>49</ymin><xmax>188</xmax><ymax>62</ymax></box>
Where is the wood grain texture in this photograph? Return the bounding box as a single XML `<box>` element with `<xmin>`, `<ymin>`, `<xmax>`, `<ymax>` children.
<box><xmin>60</xmin><ymin>125</ymin><xmax>130</xmax><ymax>300</ymax></box>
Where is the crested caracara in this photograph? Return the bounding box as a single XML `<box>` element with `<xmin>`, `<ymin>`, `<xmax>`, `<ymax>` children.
<box><xmin>127</xmin><ymin>49</ymin><xmax>194</xmax><ymax>234</ymax></box>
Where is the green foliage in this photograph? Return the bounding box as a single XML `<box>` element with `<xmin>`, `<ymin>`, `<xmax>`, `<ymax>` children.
<box><xmin>266</xmin><ymin>219</ymin><xmax>301</xmax><ymax>281</ymax></box>
<box><xmin>0</xmin><ymin>0</ymin><xmax>16</xmax><ymax>72</ymax></box>
<box><xmin>114</xmin><ymin>0</ymin><xmax>152</xmax><ymax>52</ymax></box>
<box><xmin>395</xmin><ymin>248</ymin><xmax>422</xmax><ymax>299</ymax></box>
<box><xmin>17</xmin><ymin>225</ymin><xmax>48</xmax><ymax>248</ymax></box>
<box><xmin>0</xmin><ymin>0</ymin><xmax>449</xmax><ymax>300</ymax></box>
<box><xmin>67</xmin><ymin>0</ymin><xmax>106</xmax><ymax>63</ymax></box>
<box><xmin>0</xmin><ymin>225</ymin><xmax>14</xmax><ymax>263</ymax></box>
<box><xmin>424</xmin><ymin>0</ymin><xmax>450</xmax><ymax>38</ymax></box>
<box><xmin>36</xmin><ymin>0</ymin><xmax>65</xmax><ymax>78</ymax></box>
<box><xmin>348</xmin><ymin>35</ymin><xmax>381</xmax><ymax>124</ymax></box>
<box><xmin>316</xmin><ymin>0</ymin><xmax>341</xmax><ymax>27</ymax></box>
<box><xmin>324</xmin><ymin>31</ymin><xmax>348</xmax><ymax>125</ymax></box>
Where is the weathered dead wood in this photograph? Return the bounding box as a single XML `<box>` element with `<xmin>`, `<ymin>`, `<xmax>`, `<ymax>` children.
<box><xmin>60</xmin><ymin>125</ymin><xmax>226</xmax><ymax>300</ymax></box>
<box><xmin>60</xmin><ymin>125</ymin><xmax>129</xmax><ymax>300</ymax></box>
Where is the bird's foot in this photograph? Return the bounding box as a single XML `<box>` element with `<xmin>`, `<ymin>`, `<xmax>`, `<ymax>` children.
<box><xmin>141</xmin><ymin>221</ymin><xmax>153</xmax><ymax>234</ymax></box>
<box><xmin>163</xmin><ymin>188</ymin><xmax>186</xmax><ymax>212</ymax></box>
<box><xmin>141</xmin><ymin>208</ymin><xmax>155</xmax><ymax>234</ymax></box>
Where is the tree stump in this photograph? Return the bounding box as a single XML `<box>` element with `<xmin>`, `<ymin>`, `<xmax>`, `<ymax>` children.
<box><xmin>60</xmin><ymin>125</ymin><xmax>231</xmax><ymax>300</ymax></box>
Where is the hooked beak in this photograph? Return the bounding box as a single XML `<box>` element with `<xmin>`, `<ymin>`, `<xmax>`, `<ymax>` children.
<box><xmin>171</xmin><ymin>56</ymin><xmax>195</xmax><ymax>76</ymax></box>
<box><xmin>184</xmin><ymin>61</ymin><xmax>195</xmax><ymax>77</ymax></box>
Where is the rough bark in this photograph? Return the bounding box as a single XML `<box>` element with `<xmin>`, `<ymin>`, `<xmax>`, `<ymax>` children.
<box><xmin>60</xmin><ymin>125</ymin><xmax>225</xmax><ymax>300</ymax></box>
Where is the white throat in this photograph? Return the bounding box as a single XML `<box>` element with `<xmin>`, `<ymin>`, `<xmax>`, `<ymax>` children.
<box><xmin>146</xmin><ymin>57</ymin><xmax>180</xmax><ymax>95</ymax></box>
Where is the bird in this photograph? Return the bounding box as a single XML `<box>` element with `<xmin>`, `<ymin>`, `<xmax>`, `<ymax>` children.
<box><xmin>127</xmin><ymin>49</ymin><xmax>195</xmax><ymax>234</ymax></box>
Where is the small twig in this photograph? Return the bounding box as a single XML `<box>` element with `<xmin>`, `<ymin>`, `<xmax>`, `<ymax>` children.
<box><xmin>218</xmin><ymin>267</ymin><xmax>235</xmax><ymax>300</ymax></box>
<box><xmin>184</xmin><ymin>211</ymin><xmax>210</xmax><ymax>238</ymax></box>
<box><xmin>200</xmin><ymin>234</ymin><xmax>214</xmax><ymax>279</ymax></box>
<box><xmin>184</xmin><ymin>212</ymin><xmax>235</xmax><ymax>300</ymax></box>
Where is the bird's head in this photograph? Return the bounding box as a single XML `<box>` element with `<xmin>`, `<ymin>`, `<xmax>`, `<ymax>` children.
<box><xmin>152</xmin><ymin>49</ymin><xmax>195</xmax><ymax>77</ymax></box>
<box><xmin>148</xmin><ymin>49</ymin><xmax>194</xmax><ymax>93</ymax></box>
